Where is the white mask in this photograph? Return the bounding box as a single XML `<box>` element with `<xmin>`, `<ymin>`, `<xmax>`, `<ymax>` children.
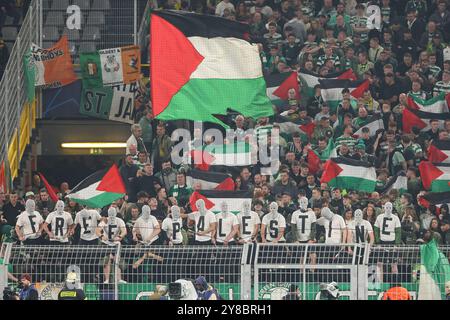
<box><xmin>25</xmin><ymin>199</ymin><xmax>35</xmax><ymax>215</ymax></box>
<box><xmin>243</xmin><ymin>201</ymin><xmax>251</xmax><ymax>216</ymax></box>
<box><xmin>221</xmin><ymin>201</ymin><xmax>229</xmax><ymax>217</ymax></box>
<box><xmin>384</xmin><ymin>202</ymin><xmax>393</xmax><ymax>218</ymax></box>
<box><xmin>196</xmin><ymin>199</ymin><xmax>206</xmax><ymax>216</ymax></box>
<box><xmin>142</xmin><ymin>205</ymin><xmax>151</xmax><ymax>221</ymax></box>
<box><xmin>321</xmin><ymin>207</ymin><xmax>334</xmax><ymax>221</ymax></box>
<box><xmin>56</xmin><ymin>200</ymin><xmax>65</xmax><ymax>215</ymax></box>
<box><xmin>299</xmin><ymin>197</ymin><xmax>309</xmax><ymax>211</ymax></box>
<box><xmin>171</xmin><ymin>205</ymin><xmax>181</xmax><ymax>220</ymax></box>
<box><xmin>354</xmin><ymin>209</ymin><xmax>363</xmax><ymax>225</ymax></box>
<box><xmin>269</xmin><ymin>202</ymin><xmax>278</xmax><ymax>218</ymax></box>
<box><xmin>108</xmin><ymin>207</ymin><xmax>117</xmax><ymax>222</ymax></box>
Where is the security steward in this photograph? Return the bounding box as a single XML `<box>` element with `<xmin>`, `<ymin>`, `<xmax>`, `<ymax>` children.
<box><xmin>58</xmin><ymin>272</ymin><xmax>86</xmax><ymax>300</ymax></box>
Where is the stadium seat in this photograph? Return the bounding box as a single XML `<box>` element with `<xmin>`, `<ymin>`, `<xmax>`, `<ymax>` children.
<box><xmin>72</xmin><ymin>0</ymin><xmax>91</xmax><ymax>10</ymax></box>
<box><xmin>51</xmin><ymin>0</ymin><xmax>70</xmax><ymax>10</ymax></box>
<box><xmin>45</xmin><ymin>13</ymin><xmax>64</xmax><ymax>26</ymax></box>
<box><xmin>1</xmin><ymin>27</ymin><xmax>17</xmax><ymax>41</ymax></box>
<box><xmin>82</xmin><ymin>27</ymin><xmax>101</xmax><ymax>41</ymax></box>
<box><xmin>79</xmin><ymin>42</ymin><xmax>97</xmax><ymax>52</ymax></box>
<box><xmin>92</xmin><ymin>0</ymin><xmax>111</xmax><ymax>10</ymax></box>
<box><xmin>87</xmin><ymin>11</ymin><xmax>105</xmax><ymax>26</ymax></box>
<box><xmin>42</xmin><ymin>26</ymin><xmax>60</xmax><ymax>41</ymax></box>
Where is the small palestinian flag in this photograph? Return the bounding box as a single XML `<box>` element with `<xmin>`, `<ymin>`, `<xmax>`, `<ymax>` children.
<box><xmin>189</xmin><ymin>190</ymin><xmax>252</xmax><ymax>214</ymax></box>
<box><xmin>67</xmin><ymin>164</ymin><xmax>126</xmax><ymax>208</ymax></box>
<box><xmin>275</xmin><ymin>118</ymin><xmax>316</xmax><ymax>138</ymax></box>
<box><xmin>150</xmin><ymin>10</ymin><xmax>273</xmax><ymax>127</ymax></box>
<box><xmin>428</xmin><ymin>140</ymin><xmax>450</xmax><ymax>164</ymax></box>
<box><xmin>265</xmin><ymin>71</ymin><xmax>299</xmax><ymax>106</ymax></box>
<box><xmin>418</xmin><ymin>161</ymin><xmax>450</xmax><ymax>192</ymax></box>
<box><xmin>419</xmin><ymin>191</ymin><xmax>450</xmax><ymax>208</ymax></box>
<box><xmin>298</xmin><ymin>69</ymin><xmax>357</xmax><ymax>97</ymax></box>
<box><xmin>379</xmin><ymin>171</ymin><xmax>408</xmax><ymax>195</ymax></box>
<box><xmin>353</xmin><ymin>113</ymin><xmax>385</xmax><ymax>138</ymax></box>
<box><xmin>318</xmin><ymin>79</ymin><xmax>369</xmax><ymax>111</ymax></box>
<box><xmin>402</xmin><ymin>108</ymin><xmax>450</xmax><ymax>133</ymax></box>
<box><xmin>320</xmin><ymin>157</ymin><xmax>376</xmax><ymax>192</ymax></box>
<box><xmin>407</xmin><ymin>92</ymin><xmax>449</xmax><ymax>114</ymax></box>
<box><xmin>190</xmin><ymin>142</ymin><xmax>253</xmax><ymax>167</ymax></box>
<box><xmin>186</xmin><ymin>169</ymin><xmax>235</xmax><ymax>191</ymax></box>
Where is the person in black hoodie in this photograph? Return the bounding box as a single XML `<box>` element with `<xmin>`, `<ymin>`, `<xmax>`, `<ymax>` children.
<box><xmin>119</xmin><ymin>155</ymin><xmax>139</xmax><ymax>200</ymax></box>
<box><xmin>132</xmin><ymin>163</ymin><xmax>162</xmax><ymax>200</ymax></box>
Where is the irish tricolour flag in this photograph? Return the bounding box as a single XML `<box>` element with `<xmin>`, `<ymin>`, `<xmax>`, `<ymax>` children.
<box><xmin>150</xmin><ymin>10</ymin><xmax>274</xmax><ymax>126</ymax></box>
<box><xmin>319</xmin><ymin>79</ymin><xmax>369</xmax><ymax>111</ymax></box>
<box><xmin>418</xmin><ymin>239</ymin><xmax>450</xmax><ymax>300</ymax></box>
<box><xmin>320</xmin><ymin>157</ymin><xmax>376</xmax><ymax>192</ymax></box>
<box><xmin>418</xmin><ymin>161</ymin><xmax>450</xmax><ymax>192</ymax></box>
<box><xmin>67</xmin><ymin>164</ymin><xmax>126</xmax><ymax>208</ymax></box>
<box><xmin>190</xmin><ymin>190</ymin><xmax>252</xmax><ymax>214</ymax></box>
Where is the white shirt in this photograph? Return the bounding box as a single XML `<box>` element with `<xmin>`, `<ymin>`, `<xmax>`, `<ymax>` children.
<box><xmin>374</xmin><ymin>213</ymin><xmax>401</xmax><ymax>242</ymax></box>
<box><xmin>215</xmin><ymin>1</ymin><xmax>235</xmax><ymax>16</ymax></box>
<box><xmin>291</xmin><ymin>209</ymin><xmax>317</xmax><ymax>242</ymax></box>
<box><xmin>262</xmin><ymin>213</ymin><xmax>286</xmax><ymax>242</ymax></box>
<box><xmin>444</xmin><ymin>46</ymin><xmax>450</xmax><ymax>63</ymax></box>
<box><xmin>188</xmin><ymin>211</ymin><xmax>217</xmax><ymax>242</ymax></box>
<box><xmin>45</xmin><ymin>211</ymin><xmax>74</xmax><ymax>243</ymax></box>
<box><xmin>98</xmin><ymin>218</ymin><xmax>126</xmax><ymax>246</ymax></box>
<box><xmin>215</xmin><ymin>213</ymin><xmax>239</xmax><ymax>243</ymax></box>
<box><xmin>126</xmin><ymin>134</ymin><xmax>138</xmax><ymax>154</ymax></box>
<box><xmin>347</xmin><ymin>220</ymin><xmax>373</xmax><ymax>243</ymax></box>
<box><xmin>74</xmin><ymin>210</ymin><xmax>102</xmax><ymax>241</ymax></box>
<box><xmin>16</xmin><ymin>211</ymin><xmax>44</xmax><ymax>240</ymax></box>
<box><xmin>133</xmin><ymin>216</ymin><xmax>160</xmax><ymax>244</ymax></box>
<box><xmin>317</xmin><ymin>214</ymin><xmax>346</xmax><ymax>244</ymax></box>
<box><xmin>237</xmin><ymin>211</ymin><xmax>261</xmax><ymax>241</ymax></box>
<box><xmin>162</xmin><ymin>217</ymin><xmax>184</xmax><ymax>244</ymax></box>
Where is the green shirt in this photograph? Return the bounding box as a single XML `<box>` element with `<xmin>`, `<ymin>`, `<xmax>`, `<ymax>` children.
<box><xmin>169</xmin><ymin>184</ymin><xmax>193</xmax><ymax>207</ymax></box>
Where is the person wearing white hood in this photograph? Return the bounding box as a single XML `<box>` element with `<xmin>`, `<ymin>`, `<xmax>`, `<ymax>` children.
<box><xmin>162</xmin><ymin>205</ymin><xmax>185</xmax><ymax>246</ymax></box>
<box><xmin>316</xmin><ymin>206</ymin><xmax>347</xmax><ymax>244</ymax></box>
<box><xmin>236</xmin><ymin>201</ymin><xmax>261</xmax><ymax>244</ymax></box>
<box><xmin>291</xmin><ymin>196</ymin><xmax>317</xmax><ymax>243</ymax></box>
<box><xmin>15</xmin><ymin>199</ymin><xmax>44</xmax><ymax>245</ymax></box>
<box><xmin>374</xmin><ymin>201</ymin><xmax>401</xmax><ymax>244</ymax></box>
<box><xmin>133</xmin><ymin>205</ymin><xmax>161</xmax><ymax>245</ymax></box>
<box><xmin>188</xmin><ymin>199</ymin><xmax>217</xmax><ymax>245</ymax></box>
<box><xmin>43</xmin><ymin>200</ymin><xmax>74</xmax><ymax>244</ymax></box>
<box><xmin>261</xmin><ymin>202</ymin><xmax>286</xmax><ymax>243</ymax></box>
<box><xmin>215</xmin><ymin>202</ymin><xmax>239</xmax><ymax>246</ymax></box>
<box><xmin>74</xmin><ymin>207</ymin><xmax>103</xmax><ymax>245</ymax></box>
<box><xmin>347</xmin><ymin>209</ymin><xmax>374</xmax><ymax>245</ymax></box>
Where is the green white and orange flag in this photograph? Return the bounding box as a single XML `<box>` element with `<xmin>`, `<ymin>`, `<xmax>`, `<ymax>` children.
<box><xmin>150</xmin><ymin>10</ymin><xmax>274</xmax><ymax>127</ymax></box>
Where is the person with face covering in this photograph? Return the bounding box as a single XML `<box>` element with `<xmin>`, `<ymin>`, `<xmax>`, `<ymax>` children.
<box><xmin>43</xmin><ymin>200</ymin><xmax>74</xmax><ymax>244</ymax></box>
<box><xmin>215</xmin><ymin>202</ymin><xmax>239</xmax><ymax>246</ymax></box>
<box><xmin>374</xmin><ymin>201</ymin><xmax>402</xmax><ymax>244</ymax></box>
<box><xmin>317</xmin><ymin>207</ymin><xmax>347</xmax><ymax>244</ymax></box>
<box><xmin>15</xmin><ymin>199</ymin><xmax>44</xmax><ymax>245</ymax></box>
<box><xmin>132</xmin><ymin>205</ymin><xmax>161</xmax><ymax>245</ymax></box>
<box><xmin>261</xmin><ymin>202</ymin><xmax>286</xmax><ymax>243</ymax></box>
<box><xmin>74</xmin><ymin>208</ymin><xmax>103</xmax><ymax>245</ymax></box>
<box><xmin>237</xmin><ymin>201</ymin><xmax>261</xmax><ymax>244</ymax></box>
<box><xmin>347</xmin><ymin>209</ymin><xmax>374</xmax><ymax>245</ymax></box>
<box><xmin>162</xmin><ymin>205</ymin><xmax>185</xmax><ymax>246</ymax></box>
<box><xmin>291</xmin><ymin>196</ymin><xmax>317</xmax><ymax>243</ymax></box>
<box><xmin>188</xmin><ymin>199</ymin><xmax>217</xmax><ymax>245</ymax></box>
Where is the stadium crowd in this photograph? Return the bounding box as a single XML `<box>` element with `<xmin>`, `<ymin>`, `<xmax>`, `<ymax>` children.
<box><xmin>2</xmin><ymin>0</ymin><xmax>450</xmax><ymax>251</ymax></box>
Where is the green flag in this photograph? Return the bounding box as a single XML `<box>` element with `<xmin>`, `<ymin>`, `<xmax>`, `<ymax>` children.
<box><xmin>23</xmin><ymin>50</ymin><xmax>35</xmax><ymax>103</ymax></box>
<box><xmin>80</xmin><ymin>83</ymin><xmax>137</xmax><ymax>124</ymax></box>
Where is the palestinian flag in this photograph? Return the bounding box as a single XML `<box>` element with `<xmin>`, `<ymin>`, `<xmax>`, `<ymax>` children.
<box><xmin>315</xmin><ymin>138</ymin><xmax>337</xmax><ymax>161</ymax></box>
<box><xmin>402</xmin><ymin>108</ymin><xmax>450</xmax><ymax>133</ymax></box>
<box><xmin>265</xmin><ymin>71</ymin><xmax>299</xmax><ymax>106</ymax></box>
<box><xmin>150</xmin><ymin>10</ymin><xmax>274</xmax><ymax>127</ymax></box>
<box><xmin>190</xmin><ymin>142</ymin><xmax>254</xmax><ymax>167</ymax></box>
<box><xmin>67</xmin><ymin>164</ymin><xmax>126</xmax><ymax>208</ymax></box>
<box><xmin>298</xmin><ymin>69</ymin><xmax>357</xmax><ymax>97</ymax></box>
<box><xmin>407</xmin><ymin>92</ymin><xmax>449</xmax><ymax>114</ymax></box>
<box><xmin>38</xmin><ymin>172</ymin><xmax>59</xmax><ymax>202</ymax></box>
<box><xmin>318</xmin><ymin>79</ymin><xmax>369</xmax><ymax>112</ymax></box>
<box><xmin>275</xmin><ymin>119</ymin><xmax>316</xmax><ymax>138</ymax></box>
<box><xmin>418</xmin><ymin>161</ymin><xmax>450</xmax><ymax>192</ymax></box>
<box><xmin>419</xmin><ymin>191</ymin><xmax>450</xmax><ymax>208</ymax></box>
<box><xmin>307</xmin><ymin>149</ymin><xmax>321</xmax><ymax>174</ymax></box>
<box><xmin>428</xmin><ymin>140</ymin><xmax>450</xmax><ymax>164</ymax></box>
<box><xmin>189</xmin><ymin>190</ymin><xmax>252</xmax><ymax>214</ymax></box>
<box><xmin>418</xmin><ymin>239</ymin><xmax>450</xmax><ymax>300</ymax></box>
<box><xmin>379</xmin><ymin>171</ymin><xmax>408</xmax><ymax>195</ymax></box>
<box><xmin>353</xmin><ymin>113</ymin><xmax>385</xmax><ymax>138</ymax></box>
<box><xmin>186</xmin><ymin>169</ymin><xmax>235</xmax><ymax>191</ymax></box>
<box><xmin>320</xmin><ymin>157</ymin><xmax>376</xmax><ymax>192</ymax></box>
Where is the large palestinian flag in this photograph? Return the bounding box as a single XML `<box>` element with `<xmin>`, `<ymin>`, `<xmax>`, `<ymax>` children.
<box><xmin>265</xmin><ymin>71</ymin><xmax>299</xmax><ymax>106</ymax></box>
<box><xmin>150</xmin><ymin>10</ymin><xmax>274</xmax><ymax>126</ymax></box>
<box><xmin>428</xmin><ymin>140</ymin><xmax>450</xmax><ymax>164</ymax></box>
<box><xmin>186</xmin><ymin>169</ymin><xmax>234</xmax><ymax>190</ymax></box>
<box><xmin>320</xmin><ymin>157</ymin><xmax>376</xmax><ymax>192</ymax></box>
<box><xmin>318</xmin><ymin>79</ymin><xmax>369</xmax><ymax>111</ymax></box>
<box><xmin>67</xmin><ymin>164</ymin><xmax>126</xmax><ymax>208</ymax></box>
<box><xmin>298</xmin><ymin>69</ymin><xmax>357</xmax><ymax>97</ymax></box>
<box><xmin>418</xmin><ymin>161</ymin><xmax>450</xmax><ymax>192</ymax></box>
<box><xmin>407</xmin><ymin>92</ymin><xmax>449</xmax><ymax>114</ymax></box>
<box><xmin>189</xmin><ymin>190</ymin><xmax>252</xmax><ymax>214</ymax></box>
<box><xmin>353</xmin><ymin>113</ymin><xmax>385</xmax><ymax>138</ymax></box>
<box><xmin>402</xmin><ymin>108</ymin><xmax>450</xmax><ymax>133</ymax></box>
